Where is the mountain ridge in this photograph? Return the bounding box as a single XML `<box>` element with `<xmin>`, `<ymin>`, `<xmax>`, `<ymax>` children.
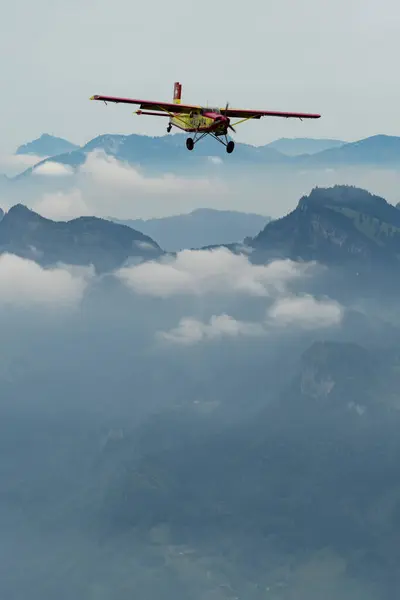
<box><xmin>0</xmin><ymin>204</ymin><xmax>163</xmax><ymax>271</ymax></box>
<box><xmin>250</xmin><ymin>185</ymin><xmax>400</xmax><ymax>267</ymax></box>
<box><xmin>112</xmin><ymin>208</ymin><xmax>270</xmax><ymax>251</ymax></box>
<box><xmin>265</xmin><ymin>137</ymin><xmax>346</xmax><ymax>156</ymax></box>
<box><xmin>12</xmin><ymin>132</ymin><xmax>400</xmax><ymax>179</ymax></box>
<box><xmin>16</xmin><ymin>133</ymin><xmax>79</xmax><ymax>157</ymax></box>
<box><xmin>3</xmin><ymin>185</ymin><xmax>400</xmax><ymax>275</ymax></box>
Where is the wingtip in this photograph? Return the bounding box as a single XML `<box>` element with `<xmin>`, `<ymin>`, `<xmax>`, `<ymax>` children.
<box><xmin>90</xmin><ymin>95</ymin><xmax>95</xmax><ymax>100</ymax></box>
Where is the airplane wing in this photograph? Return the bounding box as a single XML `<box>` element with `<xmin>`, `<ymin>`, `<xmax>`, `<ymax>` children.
<box><xmin>220</xmin><ymin>107</ymin><xmax>321</xmax><ymax>120</ymax></box>
<box><xmin>90</xmin><ymin>95</ymin><xmax>201</xmax><ymax>115</ymax></box>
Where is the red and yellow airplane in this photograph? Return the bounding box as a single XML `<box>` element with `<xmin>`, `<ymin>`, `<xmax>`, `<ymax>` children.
<box><xmin>90</xmin><ymin>82</ymin><xmax>321</xmax><ymax>154</ymax></box>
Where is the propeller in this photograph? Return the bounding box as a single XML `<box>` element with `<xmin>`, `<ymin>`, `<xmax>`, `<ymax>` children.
<box><xmin>222</xmin><ymin>101</ymin><xmax>236</xmax><ymax>134</ymax></box>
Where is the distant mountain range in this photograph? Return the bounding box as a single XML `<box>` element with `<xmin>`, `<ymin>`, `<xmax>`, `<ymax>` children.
<box><xmin>0</xmin><ymin>204</ymin><xmax>162</xmax><ymax>272</ymax></box>
<box><xmin>16</xmin><ymin>133</ymin><xmax>79</xmax><ymax>157</ymax></box>
<box><xmin>11</xmin><ymin>133</ymin><xmax>400</xmax><ymax>180</ymax></box>
<box><xmin>112</xmin><ymin>208</ymin><xmax>270</xmax><ymax>251</ymax></box>
<box><xmin>265</xmin><ymin>137</ymin><xmax>345</xmax><ymax>156</ymax></box>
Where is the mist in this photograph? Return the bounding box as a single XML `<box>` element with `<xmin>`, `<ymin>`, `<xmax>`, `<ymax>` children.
<box><xmin>0</xmin><ymin>242</ymin><xmax>400</xmax><ymax>599</ymax></box>
<box><xmin>3</xmin><ymin>151</ymin><xmax>400</xmax><ymax>223</ymax></box>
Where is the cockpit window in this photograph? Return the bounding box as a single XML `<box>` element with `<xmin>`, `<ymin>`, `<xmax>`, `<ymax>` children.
<box><xmin>202</xmin><ymin>107</ymin><xmax>220</xmax><ymax>114</ymax></box>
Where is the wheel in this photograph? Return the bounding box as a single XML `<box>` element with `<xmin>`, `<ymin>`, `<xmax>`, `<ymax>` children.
<box><xmin>186</xmin><ymin>137</ymin><xmax>194</xmax><ymax>151</ymax></box>
<box><xmin>226</xmin><ymin>140</ymin><xmax>235</xmax><ymax>154</ymax></box>
<box><xmin>167</xmin><ymin>124</ymin><xmax>172</xmax><ymax>133</ymax></box>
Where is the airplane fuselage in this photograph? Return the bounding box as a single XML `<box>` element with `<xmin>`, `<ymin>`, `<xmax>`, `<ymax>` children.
<box><xmin>170</xmin><ymin>109</ymin><xmax>230</xmax><ymax>136</ymax></box>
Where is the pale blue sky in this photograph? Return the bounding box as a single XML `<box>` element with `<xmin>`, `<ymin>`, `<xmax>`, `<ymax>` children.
<box><xmin>2</xmin><ymin>0</ymin><xmax>400</xmax><ymax>154</ymax></box>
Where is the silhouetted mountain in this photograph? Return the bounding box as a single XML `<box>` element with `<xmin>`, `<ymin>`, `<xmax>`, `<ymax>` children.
<box><xmin>0</xmin><ymin>208</ymin><xmax>3</xmax><ymax>222</ymax></box>
<box><xmin>250</xmin><ymin>185</ymin><xmax>400</xmax><ymax>267</ymax></box>
<box><xmin>112</xmin><ymin>208</ymin><xmax>270</xmax><ymax>251</ymax></box>
<box><xmin>265</xmin><ymin>137</ymin><xmax>345</xmax><ymax>156</ymax></box>
<box><xmin>16</xmin><ymin>133</ymin><xmax>79</xmax><ymax>157</ymax></box>
<box><xmin>0</xmin><ymin>204</ymin><xmax>163</xmax><ymax>271</ymax></box>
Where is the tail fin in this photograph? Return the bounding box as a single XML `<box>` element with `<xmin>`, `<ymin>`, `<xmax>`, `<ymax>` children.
<box><xmin>173</xmin><ymin>82</ymin><xmax>182</xmax><ymax>104</ymax></box>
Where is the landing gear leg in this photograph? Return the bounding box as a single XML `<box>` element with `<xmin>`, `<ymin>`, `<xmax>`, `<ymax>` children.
<box><xmin>186</xmin><ymin>131</ymin><xmax>208</xmax><ymax>151</ymax></box>
<box><xmin>209</xmin><ymin>132</ymin><xmax>235</xmax><ymax>154</ymax></box>
<box><xmin>167</xmin><ymin>123</ymin><xmax>172</xmax><ymax>133</ymax></box>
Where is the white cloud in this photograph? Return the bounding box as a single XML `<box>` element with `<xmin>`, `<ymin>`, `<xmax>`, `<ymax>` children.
<box><xmin>134</xmin><ymin>240</ymin><xmax>159</xmax><ymax>251</ymax></box>
<box><xmin>154</xmin><ymin>259</ymin><xmax>343</xmax><ymax>345</ymax></box>
<box><xmin>160</xmin><ymin>295</ymin><xmax>343</xmax><ymax>345</ymax></box>
<box><xmin>34</xmin><ymin>188</ymin><xmax>91</xmax><ymax>221</ymax></box>
<box><xmin>208</xmin><ymin>156</ymin><xmax>223</xmax><ymax>165</ymax></box>
<box><xmin>0</xmin><ymin>153</ymin><xmax>44</xmax><ymax>176</ymax></box>
<box><xmin>0</xmin><ymin>253</ymin><xmax>92</xmax><ymax>309</ymax></box>
<box><xmin>115</xmin><ymin>247</ymin><xmax>313</xmax><ymax>298</ymax></box>
<box><xmin>23</xmin><ymin>150</ymin><xmax>229</xmax><ymax>221</ymax></box>
<box><xmin>33</xmin><ymin>161</ymin><xmax>74</xmax><ymax>176</ymax></box>
<box><xmin>267</xmin><ymin>294</ymin><xmax>344</xmax><ymax>328</ymax></box>
<box><xmin>159</xmin><ymin>314</ymin><xmax>265</xmax><ymax>345</ymax></box>
<box><xmin>80</xmin><ymin>150</ymin><xmax>223</xmax><ymax>195</ymax></box>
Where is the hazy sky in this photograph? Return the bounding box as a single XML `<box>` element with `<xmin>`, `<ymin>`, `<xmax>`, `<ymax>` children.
<box><xmin>2</xmin><ymin>0</ymin><xmax>400</xmax><ymax>154</ymax></box>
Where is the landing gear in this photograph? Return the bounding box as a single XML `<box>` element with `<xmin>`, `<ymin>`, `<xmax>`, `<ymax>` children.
<box><xmin>184</xmin><ymin>131</ymin><xmax>235</xmax><ymax>153</ymax></box>
<box><xmin>167</xmin><ymin>123</ymin><xmax>172</xmax><ymax>133</ymax></box>
<box><xmin>209</xmin><ymin>132</ymin><xmax>235</xmax><ymax>153</ymax></box>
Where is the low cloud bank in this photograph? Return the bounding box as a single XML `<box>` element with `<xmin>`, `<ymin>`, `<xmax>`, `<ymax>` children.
<box><xmin>115</xmin><ymin>248</ymin><xmax>315</xmax><ymax>298</ymax></box>
<box><xmin>0</xmin><ymin>254</ymin><xmax>93</xmax><ymax>309</ymax></box>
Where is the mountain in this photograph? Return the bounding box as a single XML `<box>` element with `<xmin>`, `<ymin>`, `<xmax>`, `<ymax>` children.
<box><xmin>12</xmin><ymin>133</ymin><xmax>291</xmax><ymax>179</ymax></box>
<box><xmin>250</xmin><ymin>185</ymin><xmax>400</xmax><ymax>269</ymax></box>
<box><xmin>0</xmin><ymin>204</ymin><xmax>163</xmax><ymax>272</ymax></box>
<box><xmin>112</xmin><ymin>208</ymin><xmax>270</xmax><ymax>251</ymax></box>
<box><xmin>12</xmin><ymin>132</ymin><xmax>400</xmax><ymax>179</ymax></box>
<box><xmin>16</xmin><ymin>133</ymin><xmax>79</xmax><ymax>157</ymax></box>
<box><xmin>288</xmin><ymin>340</ymin><xmax>380</xmax><ymax>410</ymax></box>
<box><xmin>0</xmin><ymin>208</ymin><xmax>3</xmax><ymax>222</ymax></box>
<box><xmin>93</xmin><ymin>338</ymin><xmax>400</xmax><ymax>598</ymax></box>
<box><xmin>303</xmin><ymin>134</ymin><xmax>400</xmax><ymax>166</ymax></box>
<box><xmin>265</xmin><ymin>137</ymin><xmax>346</xmax><ymax>156</ymax></box>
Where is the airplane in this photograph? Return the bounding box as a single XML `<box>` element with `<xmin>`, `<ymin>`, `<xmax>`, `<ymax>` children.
<box><xmin>90</xmin><ymin>82</ymin><xmax>321</xmax><ymax>154</ymax></box>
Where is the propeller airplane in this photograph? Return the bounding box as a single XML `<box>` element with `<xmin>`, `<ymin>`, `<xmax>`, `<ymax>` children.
<box><xmin>90</xmin><ymin>82</ymin><xmax>321</xmax><ymax>154</ymax></box>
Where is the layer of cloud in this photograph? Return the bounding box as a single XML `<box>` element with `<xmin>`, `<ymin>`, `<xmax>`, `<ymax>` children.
<box><xmin>160</xmin><ymin>295</ymin><xmax>344</xmax><ymax>345</ymax></box>
<box><xmin>116</xmin><ymin>248</ymin><xmax>314</xmax><ymax>298</ymax></box>
<box><xmin>80</xmin><ymin>150</ymin><xmax>224</xmax><ymax>195</ymax></box>
<box><xmin>25</xmin><ymin>150</ymin><xmax>230</xmax><ymax>221</ymax></box>
<box><xmin>33</xmin><ymin>162</ymin><xmax>74</xmax><ymax>176</ymax></box>
<box><xmin>0</xmin><ymin>154</ymin><xmax>45</xmax><ymax>176</ymax></box>
<box><xmin>267</xmin><ymin>294</ymin><xmax>344</xmax><ymax>328</ymax></box>
<box><xmin>208</xmin><ymin>156</ymin><xmax>223</xmax><ymax>165</ymax></box>
<box><xmin>34</xmin><ymin>189</ymin><xmax>91</xmax><ymax>221</ymax></box>
<box><xmin>159</xmin><ymin>314</ymin><xmax>265</xmax><ymax>345</ymax></box>
<box><xmin>0</xmin><ymin>253</ymin><xmax>92</xmax><ymax>309</ymax></box>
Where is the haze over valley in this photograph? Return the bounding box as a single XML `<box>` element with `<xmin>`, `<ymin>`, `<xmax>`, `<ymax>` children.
<box><xmin>2</xmin><ymin>153</ymin><xmax>400</xmax><ymax>597</ymax></box>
